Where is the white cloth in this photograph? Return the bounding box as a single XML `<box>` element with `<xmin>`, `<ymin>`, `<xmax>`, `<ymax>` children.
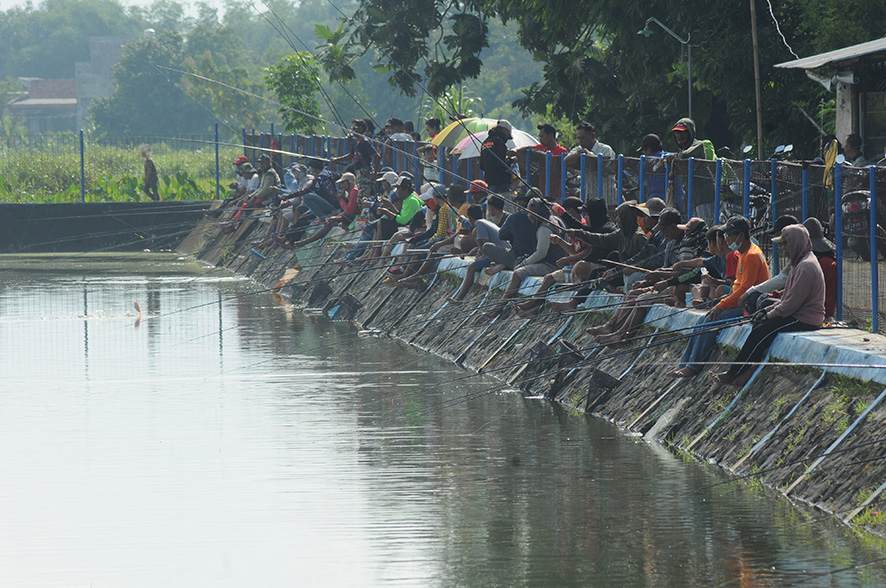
<box><xmin>568</xmin><ymin>140</ymin><xmax>615</xmax><ymax>159</ymax></box>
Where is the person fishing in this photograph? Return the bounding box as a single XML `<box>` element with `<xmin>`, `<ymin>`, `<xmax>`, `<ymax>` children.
<box><xmin>711</xmin><ymin>224</ymin><xmax>825</xmax><ymax>385</ymax></box>
<box><xmin>666</xmin><ymin>216</ymin><xmax>770</xmax><ymax>379</ymax></box>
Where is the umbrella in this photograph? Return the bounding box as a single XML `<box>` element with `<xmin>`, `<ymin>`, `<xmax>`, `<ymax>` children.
<box><xmin>450</xmin><ymin>129</ymin><xmax>538</xmax><ymax>159</ymax></box>
<box><xmin>430</xmin><ymin>118</ymin><xmax>500</xmax><ymax>149</ymax></box>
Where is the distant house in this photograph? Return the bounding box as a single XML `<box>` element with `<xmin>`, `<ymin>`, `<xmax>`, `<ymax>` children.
<box><xmin>776</xmin><ymin>37</ymin><xmax>886</xmax><ymax>163</ymax></box>
<box><xmin>5</xmin><ymin>79</ymin><xmax>78</xmax><ymax>134</ymax></box>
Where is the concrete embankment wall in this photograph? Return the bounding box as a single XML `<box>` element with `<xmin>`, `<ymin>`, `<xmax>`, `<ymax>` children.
<box><xmin>181</xmin><ymin>212</ymin><xmax>886</xmax><ymax>536</ymax></box>
<box><xmin>0</xmin><ymin>202</ymin><xmax>211</xmax><ymax>253</ymax></box>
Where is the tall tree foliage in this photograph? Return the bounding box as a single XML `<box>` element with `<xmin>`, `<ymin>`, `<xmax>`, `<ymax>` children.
<box><xmin>90</xmin><ymin>32</ymin><xmax>215</xmax><ymax>133</ymax></box>
<box><xmin>317</xmin><ymin>0</ymin><xmax>886</xmax><ymax>156</ymax></box>
<box><xmin>264</xmin><ymin>53</ymin><xmax>324</xmax><ymax>133</ymax></box>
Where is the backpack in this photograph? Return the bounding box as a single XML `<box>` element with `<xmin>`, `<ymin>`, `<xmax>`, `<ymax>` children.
<box><xmin>702</xmin><ymin>139</ymin><xmax>717</xmax><ymax>161</ymax></box>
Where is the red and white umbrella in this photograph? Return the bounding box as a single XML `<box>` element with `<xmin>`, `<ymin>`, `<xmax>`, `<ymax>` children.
<box><xmin>450</xmin><ymin>129</ymin><xmax>538</xmax><ymax>158</ymax></box>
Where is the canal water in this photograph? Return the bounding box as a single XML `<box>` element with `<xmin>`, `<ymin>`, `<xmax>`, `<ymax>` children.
<box><xmin>2</xmin><ymin>253</ymin><xmax>886</xmax><ymax>587</ymax></box>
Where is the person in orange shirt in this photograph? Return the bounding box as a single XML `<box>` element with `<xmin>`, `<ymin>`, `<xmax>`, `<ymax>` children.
<box><xmin>667</xmin><ymin>216</ymin><xmax>770</xmax><ymax>379</ymax></box>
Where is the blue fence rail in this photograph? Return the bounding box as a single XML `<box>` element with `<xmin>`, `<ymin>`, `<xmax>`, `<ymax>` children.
<box><xmin>4</xmin><ymin>126</ymin><xmax>884</xmax><ymax>332</ymax></box>
<box><xmin>245</xmin><ymin>129</ymin><xmax>885</xmax><ymax>332</ymax></box>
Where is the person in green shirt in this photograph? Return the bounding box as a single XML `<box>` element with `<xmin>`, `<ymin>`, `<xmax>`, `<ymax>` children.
<box><xmin>358</xmin><ymin>174</ymin><xmax>423</xmax><ymax>264</ymax></box>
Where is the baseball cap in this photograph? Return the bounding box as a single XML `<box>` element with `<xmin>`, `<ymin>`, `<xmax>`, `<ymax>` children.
<box><xmin>233</xmin><ymin>155</ymin><xmax>248</xmax><ymax>165</ymax></box>
<box><xmin>655</xmin><ymin>207</ymin><xmax>682</xmax><ymax>228</ymax></box>
<box><xmin>496</xmin><ymin>119</ymin><xmax>512</xmax><ymax>132</ymax></box>
<box><xmin>419</xmin><ymin>183</ymin><xmax>445</xmax><ymax>199</ymax></box>
<box><xmin>466</xmin><ymin>179</ymin><xmax>489</xmax><ymax>194</ymax></box>
<box><xmin>336</xmin><ymin>172</ymin><xmax>356</xmax><ymax>184</ymax></box>
<box><xmin>765</xmin><ymin>214</ymin><xmax>799</xmax><ymax>235</ymax></box>
<box><xmin>672</xmin><ymin>122</ymin><xmax>689</xmax><ymax>132</ymax></box>
<box><xmin>632</xmin><ymin>197</ymin><xmax>666</xmax><ymax>218</ymax></box>
<box><xmin>392</xmin><ymin>174</ymin><xmax>413</xmax><ymax>188</ymax></box>
<box><xmin>377</xmin><ymin>171</ymin><xmax>399</xmax><ymax>185</ymax></box>
<box><xmin>723</xmin><ymin>216</ymin><xmax>751</xmax><ymax>235</ymax></box>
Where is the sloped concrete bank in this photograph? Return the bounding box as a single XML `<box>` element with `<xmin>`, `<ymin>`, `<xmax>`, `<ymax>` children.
<box><xmin>181</xmin><ymin>213</ymin><xmax>886</xmax><ymax>537</ymax></box>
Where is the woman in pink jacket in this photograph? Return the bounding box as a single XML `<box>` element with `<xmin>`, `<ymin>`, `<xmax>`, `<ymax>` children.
<box><xmin>713</xmin><ymin>224</ymin><xmax>825</xmax><ymax>385</ymax></box>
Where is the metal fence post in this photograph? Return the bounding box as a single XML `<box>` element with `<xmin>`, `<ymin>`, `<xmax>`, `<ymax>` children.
<box><xmin>438</xmin><ymin>147</ymin><xmax>445</xmax><ymax>185</ymax></box>
<box><xmin>638</xmin><ymin>155</ymin><xmax>646</xmax><ymax>203</ymax></box>
<box><xmin>79</xmin><ymin>129</ymin><xmax>85</xmax><ymax>203</ymax></box>
<box><xmin>413</xmin><ymin>141</ymin><xmax>419</xmax><ymax>183</ymax></box>
<box><xmin>466</xmin><ymin>157</ymin><xmax>473</xmax><ymax>184</ymax></box>
<box><xmin>771</xmin><ymin>157</ymin><xmax>779</xmax><ymax>274</ymax></box>
<box><xmin>580</xmin><ymin>153</ymin><xmax>586</xmax><ymax>202</ymax></box>
<box><xmin>617</xmin><ymin>155</ymin><xmax>624</xmax><ymax>205</ymax></box>
<box><xmin>597</xmin><ymin>154</ymin><xmax>603</xmax><ymax>205</ymax></box>
<box><xmin>871</xmin><ymin>166</ymin><xmax>879</xmax><ymax>332</ymax></box>
<box><xmin>687</xmin><ymin>157</ymin><xmax>695</xmax><ymax>217</ymax></box>
<box><xmin>290</xmin><ymin>134</ymin><xmax>295</xmax><ymax>165</ymax></box>
<box><xmin>452</xmin><ymin>152</ymin><xmax>459</xmax><ymax>185</ymax></box>
<box><xmin>835</xmin><ymin>164</ymin><xmax>843</xmax><ymax>321</ymax></box>
<box><xmin>525</xmin><ymin>150</ymin><xmax>531</xmax><ymax>187</ymax></box>
<box><xmin>545</xmin><ymin>151</ymin><xmax>551</xmax><ymax>198</ymax></box>
<box><xmin>214</xmin><ymin>123</ymin><xmax>219</xmax><ymax>200</ymax></box>
<box><xmin>714</xmin><ymin>159</ymin><xmax>722</xmax><ymax>225</ymax></box>
<box><xmin>560</xmin><ymin>155</ymin><xmax>567</xmax><ymax>203</ymax></box>
<box><xmin>743</xmin><ymin>159</ymin><xmax>751</xmax><ymax>219</ymax></box>
<box><xmin>801</xmin><ymin>165</ymin><xmax>809</xmax><ymax>220</ymax></box>
<box><xmin>242</xmin><ymin>128</ymin><xmax>248</xmax><ymax>159</ymax></box>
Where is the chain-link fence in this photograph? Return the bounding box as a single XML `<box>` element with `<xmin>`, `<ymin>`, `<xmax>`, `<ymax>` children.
<box><xmin>5</xmin><ymin>127</ymin><xmax>886</xmax><ymax>333</ymax></box>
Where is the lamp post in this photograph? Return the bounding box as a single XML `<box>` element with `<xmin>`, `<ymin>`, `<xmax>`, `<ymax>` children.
<box><xmin>638</xmin><ymin>17</ymin><xmax>692</xmax><ymax>119</ymax></box>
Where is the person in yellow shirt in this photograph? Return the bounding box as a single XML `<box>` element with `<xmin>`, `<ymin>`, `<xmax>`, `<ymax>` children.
<box><xmin>667</xmin><ymin>216</ymin><xmax>770</xmax><ymax>379</ymax></box>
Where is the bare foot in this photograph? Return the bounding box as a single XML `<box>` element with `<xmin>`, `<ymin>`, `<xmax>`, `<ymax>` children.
<box><xmin>711</xmin><ymin>371</ymin><xmax>736</xmax><ymax>385</ymax></box>
<box><xmin>666</xmin><ymin>367</ymin><xmax>698</xmax><ymax>379</ymax></box>
<box><xmin>513</xmin><ymin>304</ymin><xmax>540</xmax><ymax>318</ymax></box>
<box><xmin>484</xmin><ymin>264</ymin><xmax>504</xmax><ymax>276</ymax></box>
<box><xmin>551</xmin><ymin>300</ymin><xmax>577</xmax><ymax>313</ymax></box>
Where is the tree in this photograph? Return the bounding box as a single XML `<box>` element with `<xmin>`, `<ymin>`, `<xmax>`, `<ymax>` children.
<box><xmin>90</xmin><ymin>31</ymin><xmax>215</xmax><ymax>134</ymax></box>
<box><xmin>264</xmin><ymin>53</ymin><xmax>324</xmax><ymax>134</ymax></box>
<box><xmin>315</xmin><ymin>0</ymin><xmax>886</xmax><ymax>157</ymax></box>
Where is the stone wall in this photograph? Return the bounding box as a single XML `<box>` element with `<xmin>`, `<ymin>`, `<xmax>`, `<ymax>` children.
<box><xmin>181</xmin><ymin>211</ymin><xmax>886</xmax><ymax>537</ymax></box>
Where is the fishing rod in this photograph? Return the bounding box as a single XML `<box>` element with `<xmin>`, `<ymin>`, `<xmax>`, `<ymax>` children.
<box><xmin>353</xmin><ymin>313</ymin><xmax>755</xmax><ymax>413</ymax></box>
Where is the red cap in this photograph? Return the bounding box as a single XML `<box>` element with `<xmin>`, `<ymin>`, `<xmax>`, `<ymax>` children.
<box><xmin>233</xmin><ymin>155</ymin><xmax>248</xmax><ymax>165</ymax></box>
<box><xmin>672</xmin><ymin>124</ymin><xmax>689</xmax><ymax>132</ymax></box>
<box><xmin>466</xmin><ymin>179</ymin><xmax>489</xmax><ymax>193</ymax></box>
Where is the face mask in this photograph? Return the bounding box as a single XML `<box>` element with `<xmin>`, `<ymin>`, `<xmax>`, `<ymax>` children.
<box><xmin>728</xmin><ymin>240</ymin><xmax>740</xmax><ymax>251</ymax></box>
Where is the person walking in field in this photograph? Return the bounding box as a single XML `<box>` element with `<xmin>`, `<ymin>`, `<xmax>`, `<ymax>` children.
<box><xmin>140</xmin><ymin>144</ymin><xmax>160</xmax><ymax>201</ymax></box>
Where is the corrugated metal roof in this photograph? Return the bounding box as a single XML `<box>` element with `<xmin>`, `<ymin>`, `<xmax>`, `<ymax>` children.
<box><xmin>775</xmin><ymin>37</ymin><xmax>886</xmax><ymax>70</ymax></box>
<box><xmin>8</xmin><ymin>98</ymin><xmax>77</xmax><ymax>107</ymax></box>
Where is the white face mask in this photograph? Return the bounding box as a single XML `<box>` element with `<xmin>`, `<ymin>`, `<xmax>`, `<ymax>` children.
<box><xmin>728</xmin><ymin>238</ymin><xmax>741</xmax><ymax>251</ymax></box>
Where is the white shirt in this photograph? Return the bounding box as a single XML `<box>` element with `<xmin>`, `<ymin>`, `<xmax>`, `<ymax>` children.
<box><xmin>568</xmin><ymin>140</ymin><xmax>615</xmax><ymax>159</ymax></box>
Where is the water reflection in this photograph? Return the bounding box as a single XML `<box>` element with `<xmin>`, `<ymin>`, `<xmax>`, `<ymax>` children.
<box><xmin>0</xmin><ymin>253</ymin><xmax>885</xmax><ymax>587</ymax></box>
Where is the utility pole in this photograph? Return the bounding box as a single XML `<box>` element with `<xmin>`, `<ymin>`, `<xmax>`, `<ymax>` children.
<box><xmin>750</xmin><ymin>0</ymin><xmax>764</xmax><ymax>156</ymax></box>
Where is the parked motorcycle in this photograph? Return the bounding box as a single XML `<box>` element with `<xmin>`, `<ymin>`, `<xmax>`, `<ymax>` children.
<box><xmin>840</xmin><ymin>189</ymin><xmax>886</xmax><ymax>261</ymax></box>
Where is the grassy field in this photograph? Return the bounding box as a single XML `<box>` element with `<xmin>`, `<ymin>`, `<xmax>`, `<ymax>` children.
<box><xmin>0</xmin><ymin>140</ymin><xmax>242</xmax><ymax>203</ymax></box>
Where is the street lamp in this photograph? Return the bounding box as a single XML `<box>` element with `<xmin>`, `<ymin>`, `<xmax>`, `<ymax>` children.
<box><xmin>638</xmin><ymin>17</ymin><xmax>692</xmax><ymax>119</ymax></box>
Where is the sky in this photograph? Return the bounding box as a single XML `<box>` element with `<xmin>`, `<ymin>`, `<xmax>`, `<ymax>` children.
<box><xmin>0</xmin><ymin>0</ymin><xmax>219</xmax><ymax>16</ymax></box>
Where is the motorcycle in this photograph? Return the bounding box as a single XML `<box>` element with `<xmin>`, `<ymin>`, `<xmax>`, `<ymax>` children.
<box><xmin>840</xmin><ymin>189</ymin><xmax>886</xmax><ymax>261</ymax></box>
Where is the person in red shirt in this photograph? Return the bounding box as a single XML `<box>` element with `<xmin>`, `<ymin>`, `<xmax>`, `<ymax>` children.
<box><xmin>803</xmin><ymin>217</ymin><xmax>837</xmax><ymax>320</ymax></box>
<box><xmin>513</xmin><ymin>122</ymin><xmax>568</xmax><ymax>200</ymax></box>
